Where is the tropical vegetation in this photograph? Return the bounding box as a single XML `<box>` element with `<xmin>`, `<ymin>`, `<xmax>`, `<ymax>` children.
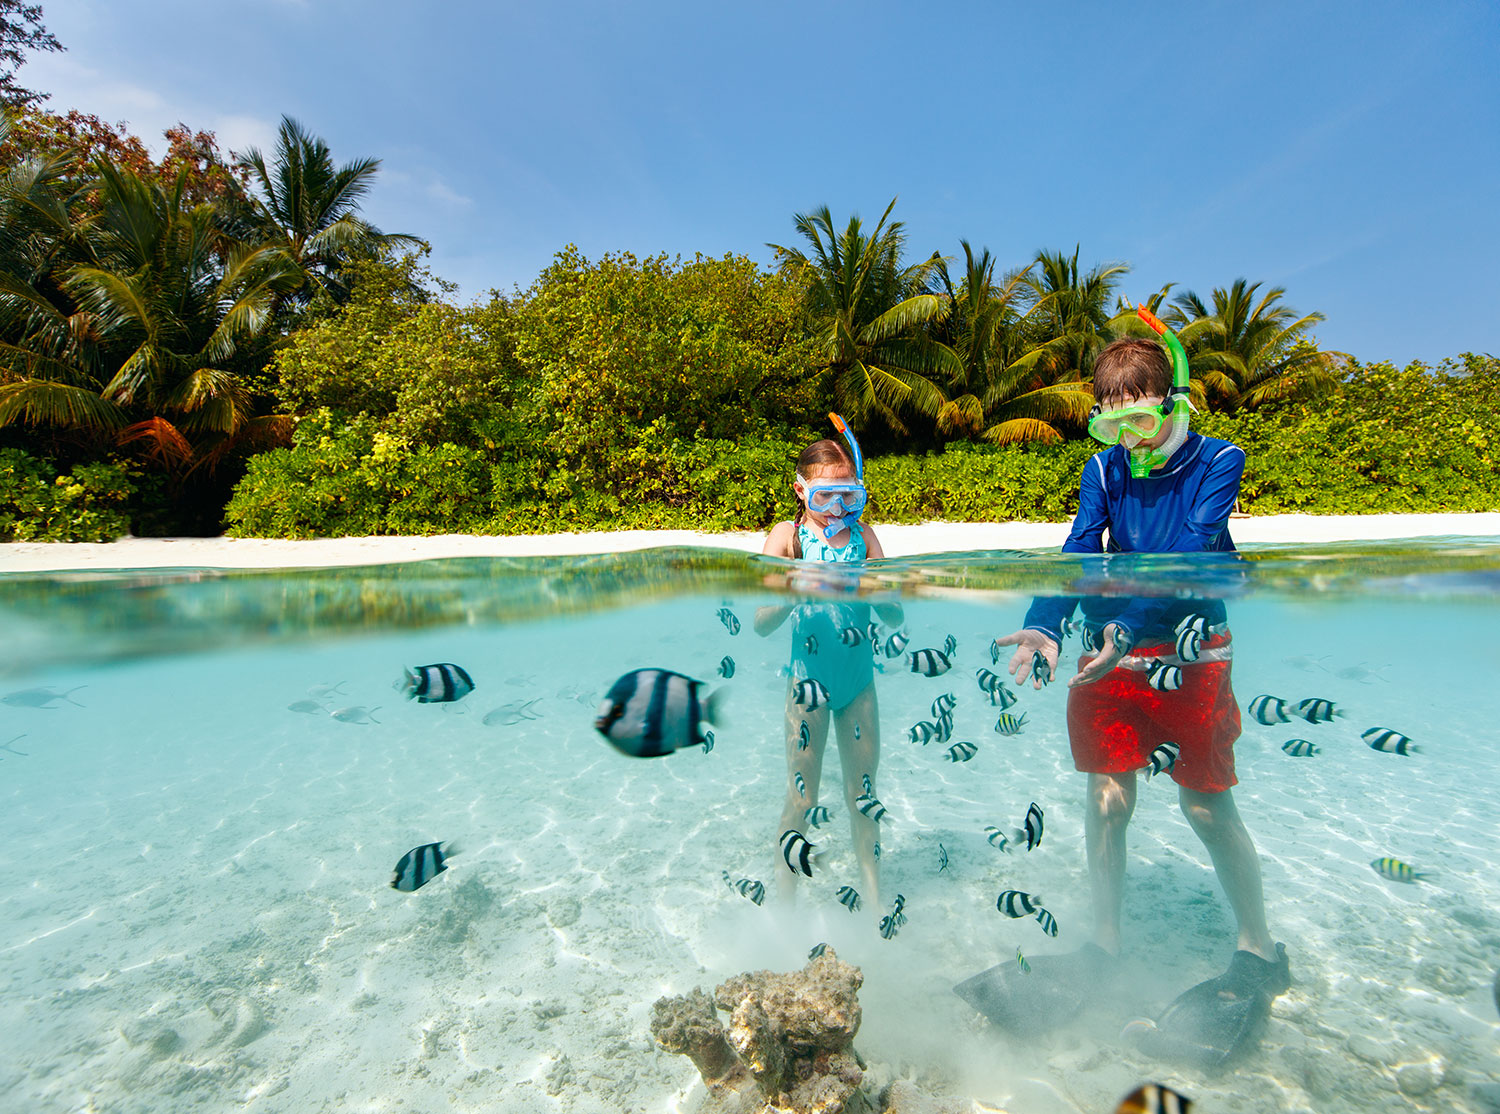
<box><xmin>0</xmin><ymin>16</ymin><xmax>1494</xmax><ymax>542</ymax></box>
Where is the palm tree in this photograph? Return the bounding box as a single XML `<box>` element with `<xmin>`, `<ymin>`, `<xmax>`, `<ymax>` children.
<box><xmin>235</xmin><ymin>116</ymin><xmax>424</xmax><ymax>305</ymax></box>
<box><xmin>931</xmin><ymin>242</ymin><xmax>1092</xmax><ymax>444</ymax></box>
<box><xmin>0</xmin><ymin>157</ymin><xmax>302</xmax><ymax>466</ymax></box>
<box><xmin>769</xmin><ymin>199</ymin><xmax>957</xmax><ymax>437</ymax></box>
<box><xmin>1010</xmin><ymin>246</ymin><xmax>1130</xmax><ymax>384</ymax></box>
<box><xmin>1166</xmin><ymin>279</ymin><xmax>1344</xmax><ymax>410</ymax></box>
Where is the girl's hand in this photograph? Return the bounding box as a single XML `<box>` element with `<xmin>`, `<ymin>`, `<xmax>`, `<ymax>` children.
<box><xmin>992</xmin><ymin>629</ymin><xmax>1058</xmax><ymax>690</ymax></box>
<box><xmin>754</xmin><ymin>605</ymin><xmax>794</xmax><ymax>637</ymax></box>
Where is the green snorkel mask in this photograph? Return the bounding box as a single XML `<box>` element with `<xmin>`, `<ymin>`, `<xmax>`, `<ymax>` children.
<box><xmin>1087</xmin><ymin>304</ymin><xmax>1192</xmax><ymax>478</ymax></box>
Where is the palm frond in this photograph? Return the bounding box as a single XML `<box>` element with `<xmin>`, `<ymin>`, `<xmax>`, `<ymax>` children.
<box><xmin>0</xmin><ymin>379</ymin><xmax>128</xmax><ymax>431</ymax></box>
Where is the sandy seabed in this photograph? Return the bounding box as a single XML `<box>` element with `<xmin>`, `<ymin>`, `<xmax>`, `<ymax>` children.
<box><xmin>2</xmin><ymin>518</ymin><xmax>1499</xmax><ymax>1114</ymax></box>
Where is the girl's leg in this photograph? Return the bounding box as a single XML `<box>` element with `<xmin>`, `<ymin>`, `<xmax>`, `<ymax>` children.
<box><xmin>777</xmin><ymin>682</ymin><xmax>830</xmax><ymax>901</ymax></box>
<box><xmin>831</xmin><ymin>683</ymin><xmax>880</xmax><ymax>908</ymax></box>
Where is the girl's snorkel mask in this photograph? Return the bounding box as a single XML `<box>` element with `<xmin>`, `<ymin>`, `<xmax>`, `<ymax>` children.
<box><xmin>1087</xmin><ymin>304</ymin><xmax>1192</xmax><ymax>478</ymax></box>
<box><xmin>798</xmin><ymin>413</ymin><xmax>868</xmax><ymax>540</ymax></box>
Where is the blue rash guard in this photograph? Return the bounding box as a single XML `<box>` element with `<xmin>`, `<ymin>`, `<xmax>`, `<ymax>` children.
<box><xmin>1023</xmin><ymin>433</ymin><xmax>1246</xmax><ymax>646</ymax></box>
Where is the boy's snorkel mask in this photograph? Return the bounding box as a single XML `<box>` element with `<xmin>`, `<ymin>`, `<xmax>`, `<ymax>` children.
<box><xmin>798</xmin><ymin>413</ymin><xmax>868</xmax><ymax>540</ymax></box>
<box><xmin>1087</xmin><ymin>303</ymin><xmax>1192</xmax><ymax>478</ymax></box>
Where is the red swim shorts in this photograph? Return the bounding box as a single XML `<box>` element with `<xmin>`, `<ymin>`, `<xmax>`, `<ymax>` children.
<box><xmin>1066</xmin><ymin>631</ymin><xmax>1240</xmax><ymax>793</ymax></box>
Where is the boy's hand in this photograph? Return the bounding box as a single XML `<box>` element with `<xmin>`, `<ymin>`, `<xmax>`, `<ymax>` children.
<box><xmin>1069</xmin><ymin>622</ymin><xmax>1129</xmax><ymax>687</ymax></box>
<box><xmin>992</xmin><ymin>629</ymin><xmax>1058</xmax><ymax>690</ymax></box>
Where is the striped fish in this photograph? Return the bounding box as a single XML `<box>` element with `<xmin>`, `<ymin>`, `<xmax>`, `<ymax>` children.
<box><xmin>946</xmin><ymin>741</ymin><xmax>978</xmax><ymax>763</ymax></box>
<box><xmin>392</xmin><ymin>841</ymin><xmax>454</xmax><ymax>892</ymax></box>
<box><xmin>855</xmin><ymin>792</ymin><xmax>887</xmax><ymax>822</ymax></box>
<box><xmin>809</xmin><ymin>942</ymin><xmax>829</xmax><ymax>959</ymax></box>
<box><xmin>794</xmin><ymin>679</ymin><xmax>831</xmax><ymax>709</ymax></box>
<box><xmin>839</xmin><ymin>626</ymin><xmax>864</xmax><ymax>647</ymax></box>
<box><xmin>794</xmin><ymin>771</ymin><xmax>806</xmax><ymax>797</ymax></box>
<box><xmin>1030</xmin><ymin>650</ymin><xmax>1051</xmax><ymax>686</ymax></box>
<box><xmin>798</xmin><ymin>721</ymin><xmax>811</xmax><ymax>750</ymax></box>
<box><xmin>944</xmin><ymin>634</ymin><xmax>958</xmax><ymax>656</ymax></box>
<box><xmin>1145</xmin><ymin>660</ymin><xmax>1183</xmax><ymax>692</ymax></box>
<box><xmin>938</xmin><ymin>844</ymin><xmax>949</xmax><ymax>873</ymax></box>
<box><xmin>931</xmin><ymin>692</ymin><xmax>957</xmax><ymax>717</ymax></box>
<box><xmin>780</xmin><ymin>829</ymin><xmax>819</xmax><ymax>876</ymax></box>
<box><xmin>804</xmin><ymin>634</ymin><xmax>819</xmax><ymax>655</ymax></box>
<box><xmin>1281</xmin><ymin>739</ymin><xmax>1318</xmax><ymax>757</ymax></box>
<box><xmin>1249</xmin><ymin>695</ymin><xmax>1292</xmax><ymax>725</ymax></box>
<box><xmin>976</xmin><ymin>668</ymin><xmax>1004</xmax><ymax>694</ymax></box>
<box><xmin>1035</xmin><ymin>908</ymin><xmax>1059</xmax><ymax>937</ymax></box>
<box><xmin>804</xmin><ymin>805</ymin><xmax>831</xmax><ymax>828</ymax></box>
<box><xmin>984</xmin><ymin>825</ymin><xmax>1013</xmax><ymax>852</ymax></box>
<box><xmin>717</xmin><ymin>655</ymin><xmax>735</xmax><ymax>678</ymax></box>
<box><xmin>1020</xmin><ymin>802</ymin><xmax>1044</xmax><ymax>850</ymax></box>
<box><xmin>836</xmin><ymin>884</ymin><xmax>861</xmax><ymax>912</ymax></box>
<box><xmin>1016</xmin><ymin>948</ymin><xmax>1031</xmax><ymax>974</ymax></box>
<box><xmin>997</xmin><ymin>889</ymin><xmax>1043</xmax><ymax>918</ymax></box>
<box><xmin>987</xmin><ymin>685</ymin><xmax>1019</xmax><ymax>710</ymax></box>
<box><xmin>883</xmin><ymin>631</ymin><xmax>910</xmax><ymax>658</ymax></box>
<box><xmin>862</xmin><ymin>773</ymin><xmax>872</xmax><ymax>794</ymax></box>
<box><xmin>1371</xmin><ymin>857</ymin><xmax>1429</xmax><ymax>883</ymax></box>
<box><xmin>989</xmin><ymin>639</ymin><xmax>1002</xmax><ymax>665</ymax></box>
<box><xmin>728</xmin><ymin>876</ymin><xmax>765</xmax><ymax>905</ymax></box>
<box><xmin>595</xmin><ymin>668</ymin><xmax>723</xmax><ymax>758</ymax></box>
<box><xmin>909</xmin><ymin>720</ymin><xmax>938</xmax><ymax>745</ymax></box>
<box><xmin>1115</xmin><ymin>1083</ymin><xmax>1192</xmax><ymax>1114</ymax></box>
<box><xmin>1294</xmin><ymin>697</ymin><xmax>1343</xmax><ymax>724</ymax></box>
<box><xmin>908</xmin><ymin>649</ymin><xmax>953</xmax><ymax>677</ymax></box>
<box><xmin>994</xmin><ymin>712</ymin><xmax>1027</xmax><ymax>736</ymax></box>
<box><xmin>702</xmin><ymin>730</ymin><xmax>715</xmax><ymax>754</ymax></box>
<box><xmin>400</xmin><ymin>663</ymin><xmax>475</xmax><ymax>704</ymax></box>
<box><xmin>1363</xmin><ymin>727</ymin><xmax>1419</xmax><ymax>755</ymax></box>
<box><xmin>1146</xmin><ymin>741</ymin><xmax>1180</xmax><ymax>778</ymax></box>
<box><xmin>717</xmin><ymin>607</ymin><xmax>741</xmax><ymax>635</ymax></box>
<box><xmin>1174</xmin><ymin>626</ymin><xmax>1202</xmax><ymax>663</ymax></box>
<box><xmin>878</xmin><ymin>913</ymin><xmax>901</xmax><ymax>940</ymax></box>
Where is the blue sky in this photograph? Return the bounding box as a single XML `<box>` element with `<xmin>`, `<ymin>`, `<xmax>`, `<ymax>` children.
<box><xmin>29</xmin><ymin>0</ymin><xmax>1499</xmax><ymax>365</ymax></box>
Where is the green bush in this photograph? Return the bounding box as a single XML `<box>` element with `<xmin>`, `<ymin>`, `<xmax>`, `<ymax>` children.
<box><xmin>0</xmin><ymin>449</ymin><xmax>136</xmax><ymax>541</ymax></box>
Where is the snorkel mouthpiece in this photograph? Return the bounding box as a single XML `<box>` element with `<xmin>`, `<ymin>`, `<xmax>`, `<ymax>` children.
<box><xmin>1126</xmin><ymin>305</ymin><xmax>1192</xmax><ymax>478</ymax></box>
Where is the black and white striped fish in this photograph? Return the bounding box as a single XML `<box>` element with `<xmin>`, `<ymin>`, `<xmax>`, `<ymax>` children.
<box><xmin>809</xmin><ymin>942</ymin><xmax>829</xmax><ymax>959</ymax></box>
<box><xmin>1035</xmin><ymin>908</ymin><xmax>1058</xmax><ymax>937</ymax></box>
<box><xmin>985</xmin><ymin>825</ymin><xmax>1014</xmax><ymax>852</ymax></box>
<box><xmin>931</xmin><ymin>692</ymin><xmax>957</xmax><ymax>717</ymax></box>
<box><xmin>804</xmin><ymin>805</ymin><xmax>831</xmax><ymax>828</ymax></box>
<box><xmin>1363</xmin><ymin>727</ymin><xmax>1419</xmax><ymax>755</ymax></box>
<box><xmin>862</xmin><ymin>773</ymin><xmax>872</xmax><ymax>794</ymax></box>
<box><xmin>908</xmin><ymin>649</ymin><xmax>953</xmax><ymax>677</ymax></box>
<box><xmin>1019</xmin><ymin>802</ymin><xmax>1044</xmax><ymax>850</ymax></box>
<box><xmin>883</xmin><ymin>631</ymin><xmax>910</xmax><ymax>658</ymax></box>
<box><xmin>594</xmin><ymin>668</ymin><xmax>725</xmax><ymax>758</ymax></box>
<box><xmin>1080</xmin><ymin>625</ymin><xmax>1102</xmax><ymax>653</ymax></box>
<box><xmin>1145</xmin><ymin>660</ymin><xmax>1183</xmax><ymax>692</ymax></box>
<box><xmin>988</xmin><ymin>685</ymin><xmax>1019</xmax><ymax>709</ymax></box>
<box><xmin>944</xmin><ymin>634</ymin><xmax>958</xmax><ymax>656</ymax></box>
<box><xmin>702</xmin><ymin>730</ymin><xmax>715</xmax><ymax>754</ymax></box>
<box><xmin>889</xmin><ymin>893</ymin><xmax>907</xmax><ymax>924</ymax></box>
<box><xmin>855</xmin><ymin>792</ymin><xmax>887</xmax><ymax>822</ymax></box>
<box><xmin>839</xmin><ymin>626</ymin><xmax>864</xmax><ymax>647</ymax></box>
<box><xmin>976</xmin><ymin>668</ymin><xmax>1004</xmax><ymax>694</ymax></box>
<box><xmin>722</xmin><ymin>872</ymin><xmax>766</xmax><ymax>905</ymax></box>
<box><xmin>804</xmin><ymin>634</ymin><xmax>819</xmax><ymax>655</ymax></box>
<box><xmin>867</xmin><ymin>621</ymin><xmax>881</xmax><ymax>644</ymax></box>
<box><xmin>990</xmin><ymin>639</ymin><xmax>1002</xmax><ymax>665</ymax></box>
<box><xmin>1294</xmin><ymin>698</ymin><xmax>1343</xmax><ymax>724</ymax></box>
<box><xmin>794</xmin><ymin>679</ymin><xmax>831</xmax><ymax>709</ymax></box>
<box><xmin>392</xmin><ymin>842</ymin><xmax>455</xmax><ymax>892</ymax></box>
<box><xmin>1030</xmin><ymin>650</ymin><xmax>1051</xmax><ymax>687</ymax></box>
<box><xmin>994</xmin><ymin>712</ymin><xmax>1027</xmax><ymax>736</ymax></box>
<box><xmin>1146</xmin><ymin>741</ymin><xmax>1180</xmax><ymax>778</ymax></box>
<box><xmin>400</xmin><ymin>663</ymin><xmax>475</xmax><ymax>704</ymax></box>
<box><xmin>780</xmin><ymin>829</ymin><xmax>820</xmax><ymax>876</ymax></box>
<box><xmin>1281</xmin><ymin>739</ymin><xmax>1318</xmax><ymax>757</ymax></box>
<box><xmin>798</xmin><ymin>721</ymin><xmax>811</xmax><ymax>750</ymax></box>
<box><xmin>794</xmin><ymin>771</ymin><xmax>807</xmax><ymax>797</ymax></box>
<box><xmin>930</xmin><ymin>712</ymin><xmax>952</xmax><ymax>743</ymax></box>
<box><xmin>909</xmin><ymin>721</ymin><xmax>938</xmax><ymax>745</ymax></box>
<box><xmin>873</xmin><ymin>840</ymin><xmax>881</xmax><ymax>860</ymax></box>
<box><xmin>1248</xmin><ymin>695</ymin><xmax>1292</xmax><ymax>725</ymax></box>
<box><xmin>854</xmin><ymin>723</ymin><xmax>861</xmax><ymax>740</ymax></box>
<box><xmin>1174</xmin><ymin>627</ymin><xmax>1202</xmax><ymax>663</ymax></box>
<box><xmin>938</xmin><ymin>844</ymin><xmax>949</xmax><ymax>873</ymax></box>
<box><xmin>836</xmin><ymin>884</ymin><xmax>861</xmax><ymax>912</ymax></box>
<box><xmin>878</xmin><ymin>913</ymin><xmax>901</xmax><ymax>939</ymax></box>
<box><xmin>718</xmin><ymin>655</ymin><xmax>735</xmax><ymax>678</ymax></box>
<box><xmin>997</xmin><ymin>889</ymin><xmax>1042</xmax><ymax>918</ymax></box>
<box><xmin>946</xmin><ymin>741</ymin><xmax>978</xmax><ymax>763</ymax></box>
<box><xmin>717</xmin><ymin>607</ymin><xmax>741</xmax><ymax>635</ymax></box>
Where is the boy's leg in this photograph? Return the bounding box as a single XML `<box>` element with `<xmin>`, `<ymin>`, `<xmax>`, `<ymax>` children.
<box><xmin>831</xmin><ymin>683</ymin><xmax>880</xmax><ymax>908</ymax></box>
<box><xmin>1086</xmin><ymin>770</ymin><xmax>1137</xmax><ymax>955</ymax></box>
<box><xmin>777</xmin><ymin>683</ymin><xmax>829</xmax><ymax>900</ymax></box>
<box><xmin>1178</xmin><ymin>785</ymin><xmax>1276</xmax><ymax>960</ymax></box>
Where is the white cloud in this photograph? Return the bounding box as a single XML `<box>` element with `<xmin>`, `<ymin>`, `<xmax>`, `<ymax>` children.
<box><xmin>425</xmin><ymin>179</ymin><xmax>474</xmax><ymax>209</ymax></box>
<box><xmin>212</xmin><ymin>114</ymin><xmax>279</xmax><ymax>159</ymax></box>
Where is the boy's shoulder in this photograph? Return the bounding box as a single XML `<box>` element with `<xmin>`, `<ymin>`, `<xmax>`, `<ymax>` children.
<box><xmin>1084</xmin><ymin>433</ymin><xmax>1243</xmax><ymax>479</ymax></box>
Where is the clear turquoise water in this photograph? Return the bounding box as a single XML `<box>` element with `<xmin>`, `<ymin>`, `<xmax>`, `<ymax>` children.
<box><xmin>2</xmin><ymin>543</ymin><xmax>1498</xmax><ymax>1114</ymax></box>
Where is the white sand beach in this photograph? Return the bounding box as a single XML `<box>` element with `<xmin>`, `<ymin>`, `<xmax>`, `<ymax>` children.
<box><xmin>3</xmin><ymin>512</ymin><xmax>1500</xmax><ymax>572</ymax></box>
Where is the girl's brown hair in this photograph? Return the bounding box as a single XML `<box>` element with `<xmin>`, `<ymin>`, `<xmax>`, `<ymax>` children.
<box><xmin>790</xmin><ymin>439</ymin><xmax>856</xmax><ymax>558</ymax></box>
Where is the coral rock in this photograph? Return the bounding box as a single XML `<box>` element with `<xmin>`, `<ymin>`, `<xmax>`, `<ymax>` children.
<box><xmin>651</xmin><ymin>987</ymin><xmax>747</xmax><ymax>1090</ymax></box>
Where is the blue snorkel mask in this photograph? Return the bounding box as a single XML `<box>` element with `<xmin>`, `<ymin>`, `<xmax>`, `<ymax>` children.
<box><xmin>799</xmin><ymin>413</ymin><xmax>868</xmax><ymax>540</ymax></box>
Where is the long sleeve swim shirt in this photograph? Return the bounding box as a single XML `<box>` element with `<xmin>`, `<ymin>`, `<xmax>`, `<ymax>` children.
<box><xmin>1023</xmin><ymin>432</ymin><xmax>1246</xmax><ymax>645</ymax></box>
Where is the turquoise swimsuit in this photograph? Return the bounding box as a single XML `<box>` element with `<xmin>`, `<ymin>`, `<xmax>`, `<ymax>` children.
<box><xmin>789</xmin><ymin>521</ymin><xmax>873</xmax><ymax>712</ymax></box>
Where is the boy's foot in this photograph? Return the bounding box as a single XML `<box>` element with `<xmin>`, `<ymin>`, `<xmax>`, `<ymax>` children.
<box><xmin>954</xmin><ymin>943</ymin><xmax>1120</xmax><ymax>1037</ymax></box>
<box><xmin>1124</xmin><ymin>942</ymin><xmax>1291</xmax><ymax>1071</ymax></box>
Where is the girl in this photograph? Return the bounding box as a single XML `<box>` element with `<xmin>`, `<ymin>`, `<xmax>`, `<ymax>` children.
<box><xmin>755</xmin><ymin>419</ymin><xmax>901</xmax><ymax>914</ymax></box>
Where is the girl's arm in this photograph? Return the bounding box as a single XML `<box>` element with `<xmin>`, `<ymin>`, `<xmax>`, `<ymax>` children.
<box><xmin>762</xmin><ymin>521</ymin><xmax>797</xmax><ymax>558</ymax></box>
<box><xmin>755</xmin><ymin>521</ymin><xmax>798</xmax><ymax>635</ymax></box>
<box><xmin>863</xmin><ymin>524</ymin><xmax>886</xmax><ymax>559</ymax></box>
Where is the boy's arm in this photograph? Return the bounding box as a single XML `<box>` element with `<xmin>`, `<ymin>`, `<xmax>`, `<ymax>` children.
<box><xmin>1021</xmin><ymin>463</ymin><xmax>1103</xmax><ymax>641</ymax></box>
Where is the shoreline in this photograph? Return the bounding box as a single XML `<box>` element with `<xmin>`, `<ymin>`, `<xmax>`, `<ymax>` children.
<box><xmin>2</xmin><ymin>512</ymin><xmax>1499</xmax><ymax>572</ymax></box>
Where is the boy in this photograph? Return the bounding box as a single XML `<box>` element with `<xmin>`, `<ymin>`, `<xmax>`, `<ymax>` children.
<box><xmin>960</xmin><ymin>312</ymin><xmax>1289</xmax><ymax>1068</ymax></box>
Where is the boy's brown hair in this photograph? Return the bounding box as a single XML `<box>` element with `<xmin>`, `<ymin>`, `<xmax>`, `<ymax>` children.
<box><xmin>1093</xmin><ymin>338</ymin><xmax>1172</xmax><ymax>407</ymax></box>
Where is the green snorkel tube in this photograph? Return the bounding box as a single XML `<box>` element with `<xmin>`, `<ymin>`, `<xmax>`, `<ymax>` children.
<box><xmin>1126</xmin><ymin>303</ymin><xmax>1192</xmax><ymax>478</ymax></box>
